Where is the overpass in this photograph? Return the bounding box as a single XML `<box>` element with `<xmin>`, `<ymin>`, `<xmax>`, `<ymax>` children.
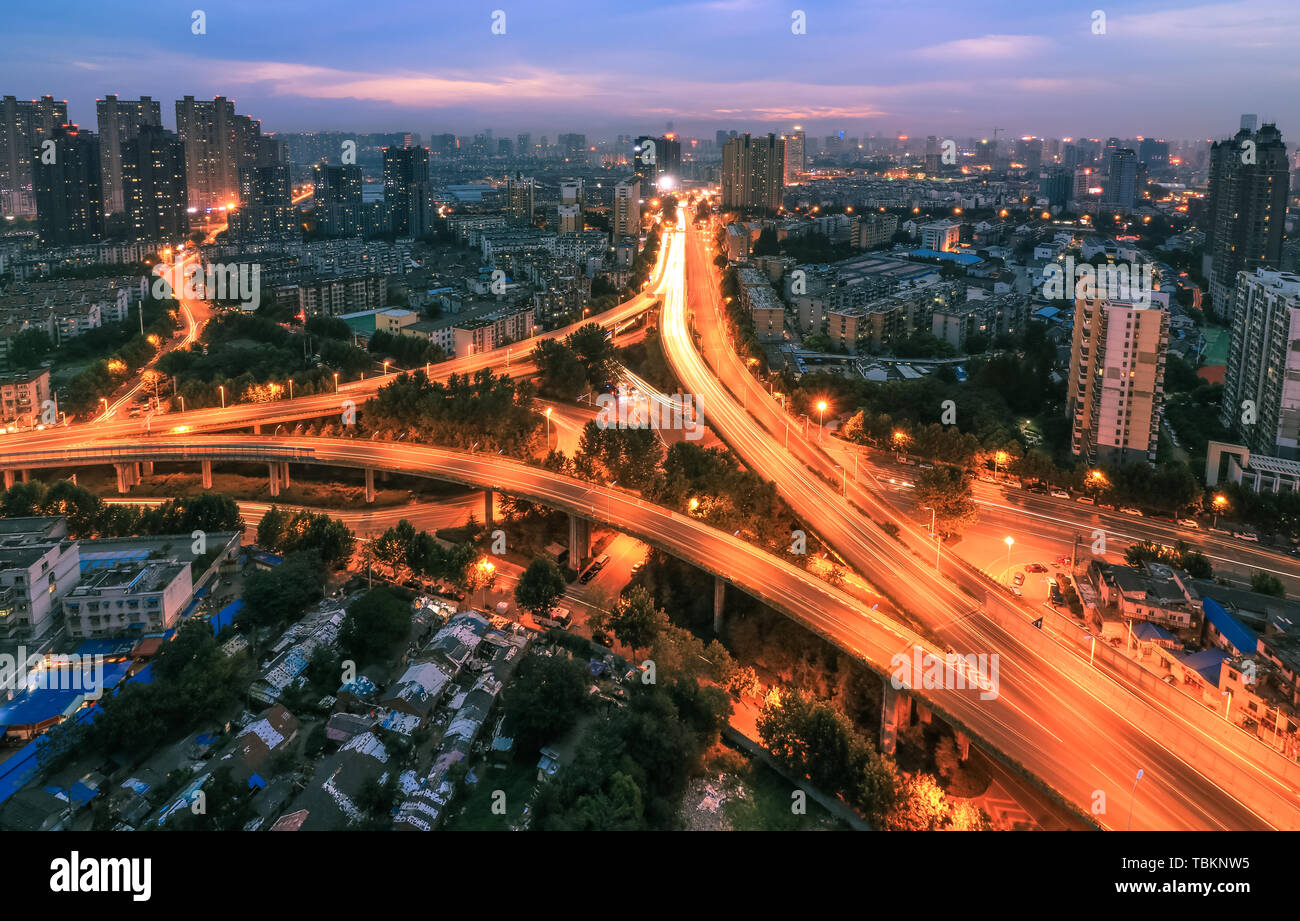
<box><xmin>0</xmin><ymin>433</ymin><xmax>1293</xmax><ymax>830</ymax></box>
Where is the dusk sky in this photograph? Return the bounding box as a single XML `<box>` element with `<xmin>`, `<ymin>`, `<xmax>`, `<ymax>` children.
<box><xmin>5</xmin><ymin>0</ymin><xmax>1299</xmax><ymax>141</ymax></box>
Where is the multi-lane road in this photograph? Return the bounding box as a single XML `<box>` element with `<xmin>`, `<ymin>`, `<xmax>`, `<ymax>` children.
<box><xmin>658</xmin><ymin>210</ymin><xmax>1300</xmax><ymax>830</ymax></box>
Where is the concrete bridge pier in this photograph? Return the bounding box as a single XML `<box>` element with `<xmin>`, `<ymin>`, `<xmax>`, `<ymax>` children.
<box><xmin>253</xmin><ymin>423</ymin><xmax>262</xmax><ymax>434</ymax></box>
<box><xmin>200</xmin><ymin>459</ymin><xmax>213</xmax><ymax>489</ymax></box>
<box><xmin>568</xmin><ymin>514</ymin><xmax>590</xmax><ymax>568</ymax></box>
<box><xmin>268</xmin><ymin>463</ymin><xmax>281</xmax><ymax>498</ymax></box>
<box><xmin>364</xmin><ymin>467</ymin><xmax>375</xmax><ymax>503</ymax></box>
<box><xmin>280</xmin><ymin>462</ymin><xmax>291</xmax><ymax>489</ymax></box>
<box><xmin>880</xmin><ymin>680</ymin><xmax>913</xmax><ymax>756</ymax></box>
<box><xmin>20</xmin><ymin>469</ymin><xmax>29</xmax><ymax>483</ymax></box>
<box><xmin>140</xmin><ymin>461</ymin><xmax>153</xmax><ymax>477</ymax></box>
<box><xmin>712</xmin><ymin>576</ymin><xmax>726</xmax><ymax>634</ymax></box>
<box><xmin>114</xmin><ymin>462</ymin><xmax>137</xmax><ymax>494</ymax></box>
<box><xmin>484</xmin><ymin>489</ymin><xmax>494</xmax><ymax>528</ymax></box>
<box><xmin>2</xmin><ymin>470</ymin><xmax>12</xmax><ymax>490</ymax></box>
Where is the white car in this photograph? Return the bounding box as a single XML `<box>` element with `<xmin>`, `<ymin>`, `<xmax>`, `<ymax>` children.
<box><xmin>1121</xmin><ymin>507</ymin><xmax>1143</xmax><ymax>517</ymax></box>
<box><xmin>1177</xmin><ymin>518</ymin><xmax>1200</xmax><ymax>529</ymax></box>
<box><xmin>1235</xmin><ymin>531</ymin><xmax>1259</xmax><ymax>543</ymax></box>
<box><xmin>1050</xmin><ymin>489</ymin><xmax>1070</xmax><ymax>499</ymax></box>
<box><xmin>1076</xmin><ymin>495</ymin><xmax>1095</xmax><ymax>505</ymax></box>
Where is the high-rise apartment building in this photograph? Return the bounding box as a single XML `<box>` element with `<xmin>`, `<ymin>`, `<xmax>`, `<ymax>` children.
<box><xmin>1220</xmin><ymin>269</ymin><xmax>1300</xmax><ymax>458</ymax></box>
<box><xmin>122</xmin><ymin>124</ymin><xmax>188</xmax><ymax>242</ymax></box>
<box><xmin>506</xmin><ymin>172</ymin><xmax>534</xmax><ymax>223</ymax></box>
<box><xmin>175</xmin><ymin>95</ymin><xmax>262</xmax><ymax>211</ymax></box>
<box><xmin>1204</xmin><ymin>122</ymin><xmax>1290</xmax><ymax>321</ymax></box>
<box><xmin>382</xmin><ymin>145</ymin><xmax>429</xmax><ymax>236</ymax></box>
<box><xmin>316</xmin><ymin>164</ymin><xmax>362</xmax><ymax>237</ymax></box>
<box><xmin>34</xmin><ymin>124</ymin><xmax>103</xmax><ymax>246</ymax></box>
<box><xmin>613</xmin><ymin>178</ymin><xmax>640</xmax><ymax>238</ymax></box>
<box><xmin>95</xmin><ymin>95</ymin><xmax>162</xmax><ymax>214</ymax></box>
<box><xmin>230</xmin><ymin>163</ymin><xmax>294</xmax><ymax>240</ymax></box>
<box><xmin>0</xmin><ymin>95</ymin><xmax>67</xmax><ymax>216</ymax></box>
<box><xmin>783</xmin><ymin>127</ymin><xmax>805</xmax><ymax>183</ymax></box>
<box><xmin>1067</xmin><ymin>295</ymin><xmax>1169</xmax><ymax>465</ymax></box>
<box><xmin>721</xmin><ymin>133</ymin><xmax>785</xmax><ymax>214</ymax></box>
<box><xmin>1102</xmin><ymin>146</ymin><xmax>1137</xmax><ymax>212</ymax></box>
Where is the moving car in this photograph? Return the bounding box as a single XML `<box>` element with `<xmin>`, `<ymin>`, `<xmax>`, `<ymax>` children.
<box><xmin>1050</xmin><ymin>489</ymin><xmax>1070</xmax><ymax>499</ymax></box>
<box><xmin>1235</xmin><ymin>531</ymin><xmax>1259</xmax><ymax>543</ymax></box>
<box><xmin>1076</xmin><ymin>495</ymin><xmax>1095</xmax><ymax>505</ymax></box>
<box><xmin>1121</xmin><ymin>507</ymin><xmax>1143</xmax><ymax>517</ymax></box>
<box><xmin>1177</xmin><ymin>518</ymin><xmax>1200</xmax><ymax>529</ymax></box>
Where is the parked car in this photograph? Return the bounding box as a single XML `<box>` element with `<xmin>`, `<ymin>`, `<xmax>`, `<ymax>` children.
<box><xmin>1177</xmin><ymin>518</ymin><xmax>1200</xmax><ymax>529</ymax></box>
<box><xmin>1121</xmin><ymin>507</ymin><xmax>1143</xmax><ymax>517</ymax></box>
<box><xmin>1050</xmin><ymin>489</ymin><xmax>1070</xmax><ymax>499</ymax></box>
<box><xmin>1027</xmin><ymin>563</ymin><xmax>1048</xmax><ymax>573</ymax></box>
<box><xmin>1013</xmin><ymin>572</ymin><xmax>1026</xmax><ymax>586</ymax></box>
<box><xmin>1076</xmin><ymin>495</ymin><xmax>1095</xmax><ymax>505</ymax></box>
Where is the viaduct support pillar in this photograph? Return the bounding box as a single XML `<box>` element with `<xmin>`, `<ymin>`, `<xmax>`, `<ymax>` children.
<box><xmin>200</xmin><ymin>460</ymin><xmax>213</xmax><ymax>489</ymax></box>
<box><xmin>567</xmin><ymin>514</ymin><xmax>590</xmax><ymax>568</ymax></box>
<box><xmin>364</xmin><ymin>467</ymin><xmax>375</xmax><ymax>504</ymax></box>
<box><xmin>955</xmin><ymin>729</ymin><xmax>971</xmax><ymax>762</ymax></box>
<box><xmin>20</xmin><ymin>469</ymin><xmax>29</xmax><ymax>483</ymax></box>
<box><xmin>484</xmin><ymin>489</ymin><xmax>495</xmax><ymax>528</ymax></box>
<box><xmin>140</xmin><ymin>461</ymin><xmax>154</xmax><ymax>477</ymax></box>
<box><xmin>253</xmin><ymin>423</ymin><xmax>262</xmax><ymax>434</ymax></box>
<box><xmin>281</xmin><ymin>462</ymin><xmax>291</xmax><ymax>489</ymax></box>
<box><xmin>712</xmin><ymin>576</ymin><xmax>726</xmax><ymax>634</ymax></box>
<box><xmin>3</xmin><ymin>470</ymin><xmax>14</xmax><ymax>490</ymax></box>
<box><xmin>114</xmin><ymin>463</ymin><xmax>133</xmax><ymax>494</ymax></box>
<box><xmin>880</xmin><ymin>680</ymin><xmax>913</xmax><ymax>756</ymax></box>
<box><xmin>268</xmin><ymin>463</ymin><xmax>281</xmax><ymax>498</ymax></box>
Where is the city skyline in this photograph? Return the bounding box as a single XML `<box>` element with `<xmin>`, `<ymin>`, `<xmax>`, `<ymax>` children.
<box><xmin>3</xmin><ymin>0</ymin><xmax>1298</xmax><ymax>139</ymax></box>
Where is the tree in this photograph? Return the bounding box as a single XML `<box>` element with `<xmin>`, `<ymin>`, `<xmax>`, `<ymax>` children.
<box><xmin>609</xmin><ymin>586</ymin><xmax>661</xmax><ymax>659</ymax></box>
<box><xmin>338</xmin><ymin>587</ymin><xmax>412</xmax><ymax>666</ymax></box>
<box><xmin>9</xmin><ymin>328</ymin><xmax>52</xmax><ymax>369</ymax></box>
<box><xmin>240</xmin><ymin>551</ymin><xmax>325</xmax><ymax>630</ymax></box>
<box><xmin>514</xmin><ymin>557</ymin><xmax>567</xmax><ymax>618</ymax></box>
<box><xmin>913</xmin><ymin>466</ymin><xmax>979</xmax><ymax>536</ymax></box>
<box><xmin>1250</xmin><ymin>571</ymin><xmax>1286</xmax><ymax>598</ymax></box>
<box><xmin>505</xmin><ymin>654</ymin><xmax>590</xmax><ymax>752</ymax></box>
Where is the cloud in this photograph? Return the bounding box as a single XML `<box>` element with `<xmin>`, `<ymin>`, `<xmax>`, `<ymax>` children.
<box><xmin>912</xmin><ymin>33</ymin><xmax>1048</xmax><ymax>60</ymax></box>
<box><xmin>1116</xmin><ymin>0</ymin><xmax>1300</xmax><ymax>47</ymax></box>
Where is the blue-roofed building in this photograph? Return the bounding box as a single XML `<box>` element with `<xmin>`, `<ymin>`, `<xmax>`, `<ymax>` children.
<box><xmin>1173</xmin><ymin>647</ymin><xmax>1230</xmax><ymax>693</ymax></box>
<box><xmin>0</xmin><ymin>660</ymin><xmax>132</xmax><ymax>740</ymax></box>
<box><xmin>909</xmin><ymin>248</ymin><xmax>983</xmax><ymax>266</ymax></box>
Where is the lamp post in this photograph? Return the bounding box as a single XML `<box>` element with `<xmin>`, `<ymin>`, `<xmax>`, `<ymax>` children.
<box><xmin>1004</xmin><ymin>535</ymin><xmax>1014</xmax><ymax>564</ymax></box>
<box><xmin>218</xmin><ymin>384</ymin><xmax>225</xmax><ymax>409</ymax></box>
<box><xmin>994</xmin><ymin>449</ymin><xmax>1008</xmax><ymax>479</ymax></box>
<box><xmin>1126</xmin><ymin>768</ymin><xmax>1144</xmax><ymax>831</ymax></box>
<box><xmin>544</xmin><ymin>406</ymin><xmax>553</xmax><ymax>451</ymax></box>
<box><xmin>816</xmin><ymin>400</ymin><xmax>827</xmax><ymax>441</ymax></box>
<box><xmin>1212</xmin><ymin>493</ymin><xmax>1228</xmax><ymax>528</ymax></box>
<box><xmin>333</xmin><ymin>372</ymin><xmax>340</xmax><ymax>393</ymax></box>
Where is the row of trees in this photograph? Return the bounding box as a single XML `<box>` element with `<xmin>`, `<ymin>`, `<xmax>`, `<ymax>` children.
<box><xmin>367</xmin><ymin>517</ymin><xmax>478</xmax><ymax>588</ymax></box>
<box><xmin>362</xmin><ymin>368</ymin><xmax>541</xmax><ymax>455</ymax></box>
<box><xmin>256</xmin><ymin>506</ymin><xmax>355</xmax><ymax>566</ymax></box>
<box><xmin>0</xmin><ymin>481</ymin><xmax>242</xmax><ymax>539</ymax></box>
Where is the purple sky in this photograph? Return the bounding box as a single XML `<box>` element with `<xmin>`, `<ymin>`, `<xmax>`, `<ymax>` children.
<box><xmin>4</xmin><ymin>0</ymin><xmax>1298</xmax><ymax>142</ymax></box>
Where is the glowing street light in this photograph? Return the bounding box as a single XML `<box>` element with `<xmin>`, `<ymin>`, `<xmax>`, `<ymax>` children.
<box><xmin>1212</xmin><ymin>493</ymin><xmax>1229</xmax><ymax>527</ymax></box>
<box><xmin>1004</xmin><ymin>536</ymin><xmax>1015</xmax><ymax>565</ymax></box>
<box><xmin>333</xmin><ymin>372</ymin><xmax>340</xmax><ymax>393</ymax></box>
<box><xmin>544</xmin><ymin>406</ymin><xmax>553</xmax><ymax>450</ymax></box>
<box><xmin>218</xmin><ymin>384</ymin><xmax>226</xmax><ymax>409</ymax></box>
<box><xmin>994</xmin><ymin>449</ymin><xmax>1009</xmax><ymax>478</ymax></box>
<box><xmin>816</xmin><ymin>399</ymin><xmax>828</xmax><ymax>441</ymax></box>
<box><xmin>688</xmin><ymin>497</ymin><xmax>700</xmax><ymax>513</ymax></box>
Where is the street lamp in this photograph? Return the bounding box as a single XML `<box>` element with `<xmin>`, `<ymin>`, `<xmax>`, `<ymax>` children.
<box><xmin>816</xmin><ymin>400</ymin><xmax>827</xmax><ymax>441</ymax></box>
<box><xmin>333</xmin><ymin>372</ymin><xmax>340</xmax><ymax>393</ymax></box>
<box><xmin>218</xmin><ymin>384</ymin><xmax>225</xmax><ymax>409</ymax></box>
<box><xmin>544</xmin><ymin>406</ymin><xmax>553</xmax><ymax>450</ymax></box>
<box><xmin>288</xmin><ymin>378</ymin><xmax>294</xmax><ymax>400</ymax></box>
<box><xmin>994</xmin><ymin>449</ymin><xmax>1009</xmax><ymax>479</ymax></box>
<box><xmin>688</xmin><ymin>497</ymin><xmax>700</xmax><ymax>513</ymax></box>
<box><xmin>99</xmin><ymin>397</ymin><xmax>109</xmax><ymax>418</ymax></box>
<box><xmin>1004</xmin><ymin>536</ymin><xmax>1014</xmax><ymax>566</ymax></box>
<box><xmin>1212</xmin><ymin>493</ymin><xmax>1228</xmax><ymax>527</ymax></box>
<box><xmin>1126</xmin><ymin>768</ymin><xmax>1144</xmax><ymax>831</ymax></box>
<box><xmin>178</xmin><ymin>395</ymin><xmax>185</xmax><ymax>413</ymax></box>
